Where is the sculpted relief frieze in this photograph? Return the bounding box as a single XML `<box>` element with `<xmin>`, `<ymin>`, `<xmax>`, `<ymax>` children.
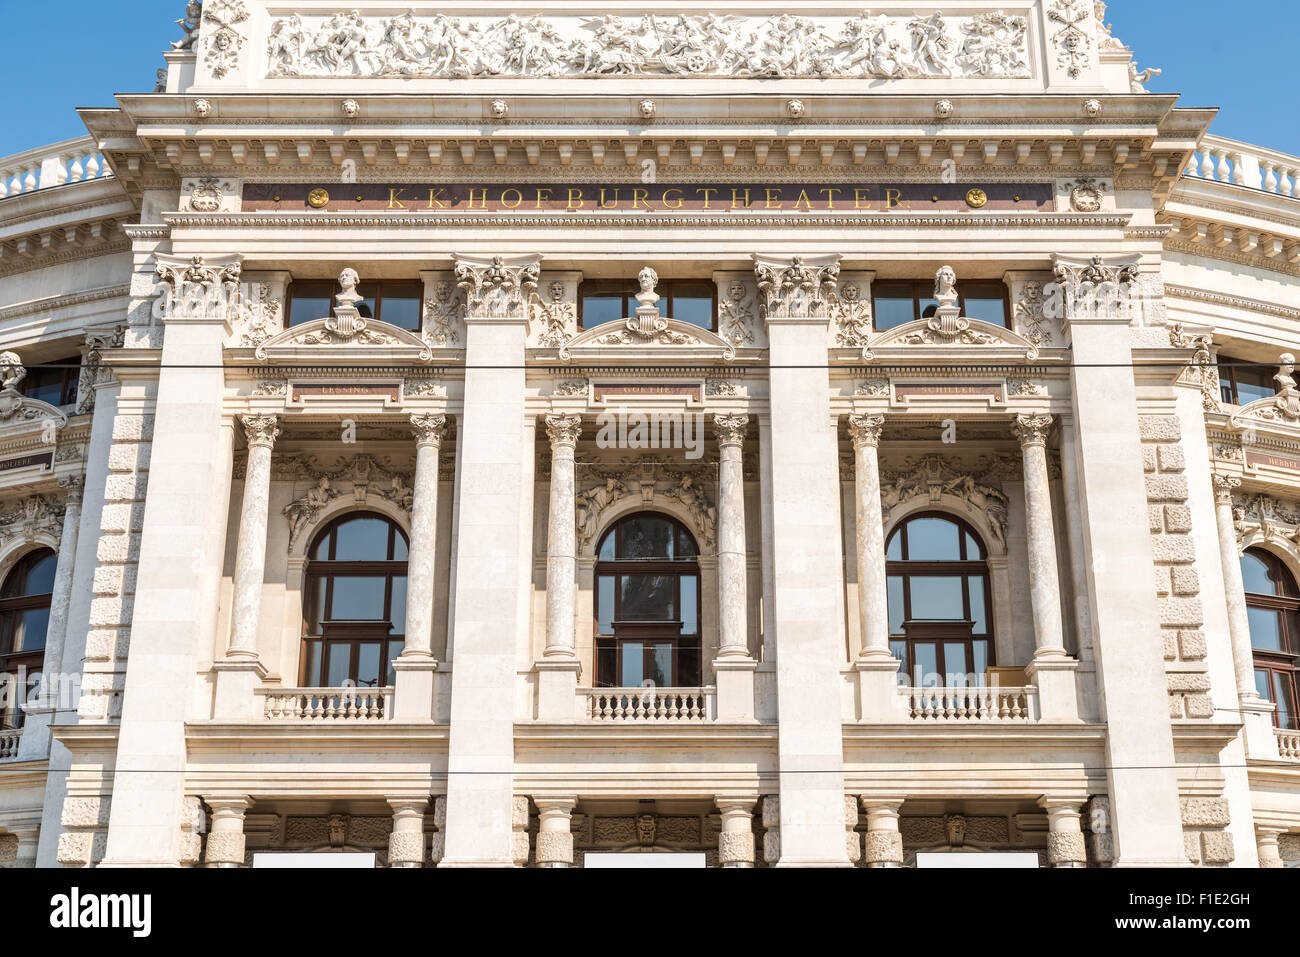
<box><xmin>264</xmin><ymin>10</ymin><xmax>1032</xmax><ymax>80</ymax></box>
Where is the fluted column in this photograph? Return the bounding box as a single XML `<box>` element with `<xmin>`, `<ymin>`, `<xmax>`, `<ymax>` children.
<box><xmin>1212</xmin><ymin>475</ymin><xmax>1260</xmax><ymax>700</ymax></box>
<box><xmin>544</xmin><ymin>414</ymin><xmax>581</xmax><ymax>659</ymax></box>
<box><xmin>848</xmin><ymin>414</ymin><xmax>891</xmax><ymax>660</ymax></box>
<box><xmin>203</xmin><ymin>796</ymin><xmax>253</xmax><ymax>868</ymax></box>
<box><xmin>226</xmin><ymin>414</ymin><xmax>280</xmax><ymax>660</ymax></box>
<box><xmin>534</xmin><ymin>796</ymin><xmax>578</xmax><ymax>868</ymax></box>
<box><xmin>403</xmin><ymin>415</ymin><xmax>447</xmax><ymax>659</ymax></box>
<box><xmin>1013</xmin><ymin>414</ymin><xmax>1067</xmax><ymax>658</ymax></box>
<box><xmin>714</xmin><ymin>414</ymin><xmax>750</xmax><ymax>658</ymax></box>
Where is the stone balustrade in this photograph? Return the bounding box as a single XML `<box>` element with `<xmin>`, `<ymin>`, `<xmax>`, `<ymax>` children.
<box><xmin>0</xmin><ymin>728</ymin><xmax>22</xmax><ymax>759</ymax></box>
<box><xmin>1276</xmin><ymin>727</ymin><xmax>1300</xmax><ymax>761</ymax></box>
<box><xmin>0</xmin><ymin>135</ymin><xmax>111</xmax><ymax>199</ymax></box>
<box><xmin>904</xmin><ymin>686</ymin><xmax>1039</xmax><ymax>722</ymax></box>
<box><xmin>1183</xmin><ymin>134</ymin><xmax>1299</xmax><ymax>198</ymax></box>
<box><xmin>257</xmin><ymin>687</ymin><xmax>394</xmax><ymax>721</ymax></box>
<box><xmin>583</xmin><ymin>687</ymin><xmax>716</xmax><ymax>723</ymax></box>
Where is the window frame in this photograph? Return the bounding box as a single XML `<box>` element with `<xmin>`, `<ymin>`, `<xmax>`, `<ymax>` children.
<box><xmin>593</xmin><ymin>513</ymin><xmax>703</xmax><ymax>688</ymax></box>
<box><xmin>19</xmin><ymin>357</ymin><xmax>81</xmax><ymax>408</ymax></box>
<box><xmin>578</xmin><ymin>279</ymin><xmax>719</xmax><ymax>332</ymax></box>
<box><xmin>286</xmin><ymin>277</ymin><xmax>424</xmax><ymax>331</ymax></box>
<box><xmin>1243</xmin><ymin>548</ymin><xmax>1300</xmax><ymax>730</ymax></box>
<box><xmin>870</xmin><ymin>279</ymin><xmax>1010</xmax><ymax>331</ymax></box>
<box><xmin>0</xmin><ymin>549</ymin><xmax>56</xmax><ymax>729</ymax></box>
<box><xmin>885</xmin><ymin>513</ymin><xmax>996</xmax><ymax>687</ymax></box>
<box><xmin>1218</xmin><ymin>356</ymin><xmax>1277</xmax><ymax>407</ymax></box>
<box><xmin>299</xmin><ymin>513</ymin><xmax>409</xmax><ymax>689</ymax></box>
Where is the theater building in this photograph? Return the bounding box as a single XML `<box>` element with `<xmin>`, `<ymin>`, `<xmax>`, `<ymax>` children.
<box><xmin>1</xmin><ymin>0</ymin><xmax>1299</xmax><ymax>868</ymax></box>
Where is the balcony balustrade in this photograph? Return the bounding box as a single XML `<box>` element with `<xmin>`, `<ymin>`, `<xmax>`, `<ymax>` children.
<box><xmin>904</xmin><ymin>685</ymin><xmax>1039</xmax><ymax>722</ymax></box>
<box><xmin>0</xmin><ymin>135</ymin><xmax>111</xmax><ymax>199</ymax></box>
<box><xmin>257</xmin><ymin>687</ymin><xmax>394</xmax><ymax>721</ymax></box>
<box><xmin>0</xmin><ymin>727</ymin><xmax>22</xmax><ymax>759</ymax></box>
<box><xmin>1183</xmin><ymin>134</ymin><xmax>1300</xmax><ymax>198</ymax></box>
<box><xmin>582</xmin><ymin>687</ymin><xmax>716</xmax><ymax>723</ymax></box>
<box><xmin>1276</xmin><ymin>728</ymin><xmax>1300</xmax><ymax>761</ymax></box>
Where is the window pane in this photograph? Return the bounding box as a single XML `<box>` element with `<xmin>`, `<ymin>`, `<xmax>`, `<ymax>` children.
<box><xmin>649</xmin><ymin>644</ymin><xmax>673</xmax><ymax>686</ymax></box>
<box><xmin>1247</xmin><ymin>607</ymin><xmax>1284</xmax><ymax>652</ymax></box>
<box><xmin>621</xmin><ymin>642</ymin><xmax>644</xmax><ymax>686</ymax></box>
<box><xmin>913</xmin><ymin>642</ymin><xmax>939</xmax><ymax>686</ymax></box>
<box><xmin>676</xmin><ymin>528</ymin><xmax>698</xmax><ymax>558</ymax></box>
<box><xmin>14</xmin><ymin>607</ymin><xmax>50</xmax><ymax>653</ymax></box>
<box><xmin>597</xmin><ymin>577</ymin><xmax>615</xmax><ymax>634</ymax></box>
<box><xmin>392</xmin><ymin>533</ymin><xmax>409</xmax><ymax>562</ymax></box>
<box><xmin>21</xmin><ymin>369</ymin><xmax>64</xmax><ymax>406</ymax></box>
<box><xmin>972</xmin><ymin>641</ymin><xmax>990</xmax><ymax>683</ymax></box>
<box><xmin>678</xmin><ymin>645</ymin><xmax>701</xmax><ymax>687</ymax></box>
<box><xmin>386</xmin><ymin>643</ymin><xmax>402</xmax><ymax>687</ymax></box>
<box><xmin>680</xmin><ymin>576</ymin><xmax>698</xmax><ymax>635</ymax></box>
<box><xmin>961</xmin><ymin>284</ymin><xmax>1007</xmax><ymax>327</ymax></box>
<box><xmin>329</xmin><ymin>577</ymin><xmax>387</xmax><ymax>620</ymax></box>
<box><xmin>620</xmin><ymin>576</ymin><xmax>675</xmax><ymax>620</ymax></box>
<box><xmin>669</xmin><ymin>282</ymin><xmax>715</xmax><ymax>329</ymax></box>
<box><xmin>908</xmin><ymin>577</ymin><xmax>966</xmax><ymax>620</ymax></box>
<box><xmin>968</xmin><ymin>576</ymin><xmax>988</xmax><ymax>635</ymax></box>
<box><xmin>890</xmin><ymin>640</ymin><xmax>907</xmax><ymax>677</ymax></box>
<box><xmin>1256</xmin><ymin>669</ymin><xmax>1273</xmax><ymax>701</ymax></box>
<box><xmin>326</xmin><ymin>644</ymin><xmax>351</xmax><ymax>686</ymax></box>
<box><xmin>0</xmin><ymin>613</ymin><xmax>16</xmax><ymax>655</ymax></box>
<box><xmin>306</xmin><ymin>577</ymin><xmax>326</xmax><ymax>633</ymax></box>
<box><xmin>581</xmin><ymin>283</ymin><xmax>629</xmax><ymax>328</ymax></box>
<box><xmin>303</xmin><ymin>642</ymin><xmax>322</xmax><ymax>686</ymax></box>
<box><xmin>333</xmin><ymin>518</ymin><xmax>392</xmax><ymax>561</ymax></box>
<box><xmin>887</xmin><ymin>576</ymin><xmax>905</xmax><ymax>634</ymax></box>
<box><xmin>944</xmin><ymin>642</ymin><xmax>969</xmax><ymax>686</ymax></box>
<box><xmin>354</xmin><ymin>281</ymin><xmax>379</xmax><ymax>320</ymax></box>
<box><xmin>22</xmin><ymin>553</ymin><xmax>57</xmax><ymax>595</ymax></box>
<box><xmin>598</xmin><ymin>533</ymin><xmax>616</xmax><ymax>561</ymax></box>
<box><xmin>1241</xmin><ymin>552</ymin><xmax>1276</xmax><ymax>596</ymax></box>
<box><xmin>378</xmin><ymin>282</ymin><xmax>423</xmax><ymax>331</ymax></box>
<box><xmin>873</xmin><ymin>284</ymin><xmax>915</xmax><ymax>330</ymax></box>
<box><xmin>1230</xmin><ymin>362</ymin><xmax>1276</xmax><ymax>406</ymax></box>
<box><xmin>964</xmin><ymin>532</ymin><xmax>982</xmax><ymax>560</ymax></box>
<box><xmin>1274</xmin><ymin>674</ymin><xmax>1296</xmax><ymax>730</ymax></box>
<box><xmin>357</xmin><ymin>643</ymin><xmax>381</xmax><ymax>688</ymax></box>
<box><xmin>288</xmin><ymin>281</ymin><xmax>335</xmax><ymax>327</ymax></box>
<box><xmin>886</xmin><ymin>531</ymin><xmax>903</xmax><ymax>561</ymax></box>
<box><xmin>389</xmin><ymin>577</ymin><xmax>407</xmax><ymax>635</ymax></box>
<box><xmin>618</xmin><ymin>518</ymin><xmax>675</xmax><ymax>559</ymax></box>
<box><xmin>596</xmin><ymin>642</ymin><xmax>616</xmax><ymax>687</ymax></box>
<box><xmin>905</xmin><ymin>518</ymin><xmax>961</xmax><ymax>561</ymax></box>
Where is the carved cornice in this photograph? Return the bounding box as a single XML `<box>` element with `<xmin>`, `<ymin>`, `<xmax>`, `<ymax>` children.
<box><xmin>0</xmin><ymin>284</ymin><xmax>132</xmax><ymax>324</ymax></box>
<box><xmin>1164</xmin><ymin>284</ymin><xmax>1300</xmax><ymax>321</ymax></box>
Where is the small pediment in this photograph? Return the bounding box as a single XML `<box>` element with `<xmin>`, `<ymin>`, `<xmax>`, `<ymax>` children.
<box><xmin>0</xmin><ymin>390</ymin><xmax>69</xmax><ymax>438</ymax></box>
<box><xmin>1232</xmin><ymin>392</ymin><xmax>1300</xmax><ymax>434</ymax></box>
<box><xmin>558</xmin><ymin>317</ymin><xmax>735</xmax><ymax>362</ymax></box>
<box><xmin>254</xmin><ymin>317</ymin><xmax>433</xmax><ymax>364</ymax></box>
<box><xmin>864</xmin><ymin>314</ymin><xmax>1041</xmax><ymax>362</ymax></box>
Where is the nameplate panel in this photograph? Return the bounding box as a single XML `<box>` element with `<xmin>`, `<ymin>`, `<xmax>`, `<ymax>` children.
<box><xmin>894</xmin><ymin>383</ymin><xmax>1006</xmax><ymax>401</ymax></box>
<box><xmin>291</xmin><ymin>383</ymin><xmax>401</xmax><ymax>401</ymax></box>
<box><xmin>0</xmin><ymin>451</ymin><xmax>53</xmax><ymax>474</ymax></box>
<box><xmin>594</xmin><ymin>383</ymin><xmax>703</xmax><ymax>402</ymax></box>
<box><xmin>1246</xmin><ymin>450</ymin><xmax>1300</xmax><ymax>473</ymax></box>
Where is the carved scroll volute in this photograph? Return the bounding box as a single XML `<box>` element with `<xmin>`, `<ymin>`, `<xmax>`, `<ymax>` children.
<box><xmin>753</xmin><ymin>254</ymin><xmax>842</xmax><ymax>319</ymax></box>
<box><xmin>153</xmin><ymin>253</ymin><xmax>245</xmax><ymax>322</ymax></box>
<box><xmin>1049</xmin><ymin>253</ymin><xmax>1141</xmax><ymax>324</ymax></box>
<box><xmin>453</xmin><ymin>254</ymin><xmax>543</xmax><ymax>319</ymax></box>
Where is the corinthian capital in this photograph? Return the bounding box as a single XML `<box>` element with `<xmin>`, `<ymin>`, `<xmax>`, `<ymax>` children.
<box><xmin>58</xmin><ymin>475</ymin><xmax>85</xmax><ymax>506</ymax></box>
<box><xmin>1012</xmin><ymin>413</ymin><xmax>1054</xmax><ymax>449</ymax></box>
<box><xmin>713</xmin><ymin>413</ymin><xmax>749</xmax><ymax>447</ymax></box>
<box><xmin>752</xmin><ymin>254</ymin><xmax>840</xmax><ymax>319</ymax></box>
<box><xmin>453</xmin><ymin>253</ymin><xmax>542</xmax><ymax>319</ymax></box>
<box><xmin>153</xmin><ymin>253</ymin><xmax>244</xmax><ymax>322</ymax></box>
<box><xmin>848</xmin><ymin>414</ymin><xmax>886</xmax><ymax>449</ymax></box>
<box><xmin>545</xmin><ymin>414</ymin><xmax>582</xmax><ymax>449</ymax></box>
<box><xmin>240</xmin><ymin>413</ymin><xmax>281</xmax><ymax>450</ymax></box>
<box><xmin>411</xmin><ymin>414</ymin><xmax>448</xmax><ymax>448</ymax></box>
<box><xmin>1213</xmin><ymin>473</ymin><xmax>1242</xmax><ymax>505</ymax></box>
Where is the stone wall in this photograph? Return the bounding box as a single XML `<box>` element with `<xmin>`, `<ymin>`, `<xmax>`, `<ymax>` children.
<box><xmin>1180</xmin><ymin>798</ymin><xmax>1234</xmax><ymax>866</ymax></box>
<box><xmin>56</xmin><ymin>795</ymin><xmax>110</xmax><ymax>867</ymax></box>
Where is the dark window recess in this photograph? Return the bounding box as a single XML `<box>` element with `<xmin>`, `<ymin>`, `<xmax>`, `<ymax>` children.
<box><xmin>594</xmin><ymin>513</ymin><xmax>703</xmax><ymax>688</ymax></box>
<box><xmin>871</xmin><ymin>280</ymin><xmax>1010</xmax><ymax>332</ymax></box>
<box><xmin>1218</xmin><ymin>356</ymin><xmax>1277</xmax><ymax>407</ymax></box>
<box><xmin>885</xmin><ymin>514</ymin><xmax>995</xmax><ymax>688</ymax></box>
<box><xmin>301</xmin><ymin>513</ymin><xmax>409</xmax><ymax>689</ymax></box>
<box><xmin>1243</xmin><ymin>549</ymin><xmax>1299</xmax><ymax>730</ymax></box>
<box><xmin>0</xmin><ymin>549</ymin><xmax>56</xmax><ymax>729</ymax></box>
<box><xmin>579</xmin><ymin>279</ymin><xmax>717</xmax><ymax>331</ymax></box>
<box><xmin>287</xmin><ymin>279</ymin><xmax>424</xmax><ymax>331</ymax></box>
<box><xmin>20</xmin><ymin>357</ymin><xmax>80</xmax><ymax>407</ymax></box>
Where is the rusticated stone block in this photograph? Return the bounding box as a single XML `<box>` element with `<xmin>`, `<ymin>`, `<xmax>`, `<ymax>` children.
<box><xmin>61</xmin><ymin>797</ymin><xmax>109</xmax><ymax>829</ymax></box>
<box><xmin>1157</xmin><ymin>445</ymin><xmax>1186</xmax><ymax>472</ymax></box>
<box><xmin>111</xmin><ymin>416</ymin><xmax>154</xmax><ymax>442</ymax></box>
<box><xmin>717</xmin><ymin>832</ymin><xmax>754</xmax><ymax>865</ymax></box>
<box><xmin>92</xmin><ymin>566</ymin><xmax>124</xmax><ymax>596</ymax></box>
<box><xmin>1184</xmin><ymin>695</ymin><xmax>1216</xmax><ymax>719</ymax></box>
<box><xmin>1139</xmin><ymin>416</ymin><xmax>1182</xmax><ymax>442</ymax></box>
<box><xmin>761</xmin><ymin>795</ymin><xmax>779</xmax><ymax>828</ymax></box>
<box><xmin>1171</xmin><ymin>567</ymin><xmax>1200</xmax><ymax>597</ymax></box>
<box><xmin>1162</xmin><ymin>632</ymin><xmax>1178</xmax><ymax>661</ymax></box>
<box><xmin>1047</xmin><ymin>832</ymin><xmax>1086</xmax><ymax>865</ymax></box>
<box><xmin>846</xmin><ymin>832</ymin><xmax>862</xmax><ymax>864</ymax></box>
<box><xmin>864</xmin><ymin>831</ymin><xmax>903</xmax><ymax>865</ymax></box>
<box><xmin>1169</xmin><ymin>697</ymin><xmax>1186</xmax><ymax>719</ymax></box>
<box><xmin>1167</xmin><ymin>672</ymin><xmax>1211</xmax><ymax>693</ymax></box>
<box><xmin>510</xmin><ymin>831</ymin><xmax>530</xmax><ymax>866</ymax></box>
<box><xmin>763</xmin><ymin>830</ymin><xmax>781</xmax><ymax>864</ymax></box>
<box><xmin>1163</xmin><ymin>505</ymin><xmax>1194</xmax><ymax>533</ymax></box>
<box><xmin>1148</xmin><ymin>506</ymin><xmax>1163</xmax><ymax>533</ymax></box>
<box><xmin>1178</xmin><ymin>631</ymin><xmax>1207</xmax><ymax>660</ymax></box>
<box><xmin>1181</xmin><ymin>799</ymin><xmax>1230</xmax><ymax>828</ymax></box>
<box><xmin>104</xmin><ymin>473</ymin><xmax>149</xmax><ymax>500</ymax></box>
<box><xmin>0</xmin><ymin>835</ymin><xmax>19</xmax><ymax>863</ymax></box>
<box><xmin>427</xmin><ymin>832</ymin><xmax>445</xmax><ymax>864</ymax></box>
<box><xmin>1146</xmin><ymin>475</ymin><xmax>1189</xmax><ymax>502</ymax></box>
<box><xmin>535</xmin><ymin>831</ymin><xmax>574</xmax><ymax>865</ymax></box>
<box><xmin>57</xmin><ymin>831</ymin><xmax>95</xmax><ymax>868</ymax></box>
<box><xmin>205</xmin><ymin>832</ymin><xmax>246</xmax><ymax>865</ymax></box>
<box><xmin>1154</xmin><ymin>567</ymin><xmax>1171</xmax><ymax>597</ymax></box>
<box><xmin>89</xmin><ymin>596</ymin><xmax>133</xmax><ymax>628</ymax></box>
<box><xmin>178</xmin><ymin>833</ymin><xmax>203</xmax><ymax>866</ymax></box>
<box><xmin>388</xmin><ymin>832</ymin><xmax>425</xmax><ymax>865</ymax></box>
<box><xmin>108</xmin><ymin>443</ymin><xmax>151</xmax><ymax>472</ymax></box>
<box><xmin>1200</xmin><ymin>831</ymin><xmax>1235</xmax><ymax>864</ymax></box>
<box><xmin>511</xmin><ymin>796</ymin><xmax>530</xmax><ymax>830</ymax></box>
<box><xmin>1160</xmin><ymin>598</ymin><xmax>1203</xmax><ymax>627</ymax></box>
<box><xmin>1183</xmin><ymin>832</ymin><xmax>1201</xmax><ymax>864</ymax></box>
<box><xmin>1142</xmin><ymin>447</ymin><xmax>1157</xmax><ymax>473</ymax></box>
<box><xmin>1152</xmin><ymin>538</ymin><xmax>1196</xmax><ymax>564</ymax></box>
<box><xmin>1089</xmin><ymin>832</ymin><xmax>1115</xmax><ymax>864</ymax></box>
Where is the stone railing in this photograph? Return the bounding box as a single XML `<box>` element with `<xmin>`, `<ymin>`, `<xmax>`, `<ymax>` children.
<box><xmin>0</xmin><ymin>135</ymin><xmax>111</xmax><ymax>200</ymax></box>
<box><xmin>1276</xmin><ymin>728</ymin><xmax>1300</xmax><ymax>761</ymax></box>
<box><xmin>0</xmin><ymin>727</ymin><xmax>22</xmax><ymax>759</ymax></box>
<box><xmin>257</xmin><ymin>687</ymin><xmax>393</xmax><ymax>721</ymax></box>
<box><xmin>583</xmin><ymin>687</ymin><xmax>716</xmax><ymax>723</ymax></box>
<box><xmin>904</xmin><ymin>686</ymin><xmax>1039</xmax><ymax>722</ymax></box>
<box><xmin>1183</xmin><ymin>134</ymin><xmax>1299</xmax><ymax>198</ymax></box>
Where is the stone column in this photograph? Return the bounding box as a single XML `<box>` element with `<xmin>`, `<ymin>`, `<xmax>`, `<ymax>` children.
<box><xmin>537</xmin><ymin>415</ymin><xmax>583</xmax><ymax>720</ymax></box>
<box><xmin>848</xmin><ymin>414</ymin><xmax>903</xmax><ymax>720</ymax></box>
<box><xmin>1015</xmin><ymin>414</ymin><xmax>1080</xmax><ymax>723</ymax></box>
<box><xmin>1041</xmin><ymin>798</ymin><xmax>1087</xmax><ymax>868</ymax></box>
<box><xmin>10</xmin><ymin>825</ymin><xmax>39</xmax><ymax>868</ymax></box>
<box><xmin>1212</xmin><ymin>475</ymin><xmax>1262</xmax><ymax>700</ymax></box>
<box><xmin>392</xmin><ymin>415</ymin><xmax>446</xmax><ymax>721</ymax></box>
<box><xmin>716</xmin><ymin>796</ymin><xmax>757</xmax><ymax>868</ymax></box>
<box><xmin>387</xmin><ymin>798</ymin><xmax>429</xmax><ymax>868</ymax></box>
<box><xmin>713</xmin><ymin>414</ymin><xmax>757</xmax><ymax>722</ymax></box>
<box><xmin>212</xmin><ymin>414</ymin><xmax>280</xmax><ymax>720</ymax></box>
<box><xmin>204</xmin><ymin>796</ymin><xmax>253</xmax><ymax>868</ymax></box>
<box><xmin>534</xmin><ymin>796</ymin><xmax>578</xmax><ymax>868</ymax></box>
<box><xmin>861</xmin><ymin>799</ymin><xmax>904</xmax><ymax>868</ymax></box>
<box><xmin>1255</xmin><ymin>826</ymin><xmax>1285</xmax><ymax>869</ymax></box>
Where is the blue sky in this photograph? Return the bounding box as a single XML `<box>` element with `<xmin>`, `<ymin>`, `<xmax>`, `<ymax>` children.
<box><xmin>0</xmin><ymin>1</ymin><xmax>1294</xmax><ymax>157</ymax></box>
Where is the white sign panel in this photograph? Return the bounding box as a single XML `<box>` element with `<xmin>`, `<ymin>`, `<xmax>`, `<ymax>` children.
<box><xmin>253</xmin><ymin>853</ymin><xmax>377</xmax><ymax>869</ymax></box>
<box><xmin>583</xmin><ymin>853</ymin><xmax>707</xmax><ymax>869</ymax></box>
<box><xmin>916</xmin><ymin>853</ymin><xmax>1040</xmax><ymax>869</ymax></box>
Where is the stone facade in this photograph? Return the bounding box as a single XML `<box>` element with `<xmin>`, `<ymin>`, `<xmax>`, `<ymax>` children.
<box><xmin>0</xmin><ymin>1</ymin><xmax>1298</xmax><ymax>869</ymax></box>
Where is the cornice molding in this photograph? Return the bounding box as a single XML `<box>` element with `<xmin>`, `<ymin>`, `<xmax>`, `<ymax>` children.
<box><xmin>1164</xmin><ymin>284</ymin><xmax>1300</xmax><ymax>321</ymax></box>
<box><xmin>0</xmin><ymin>284</ymin><xmax>133</xmax><ymax>324</ymax></box>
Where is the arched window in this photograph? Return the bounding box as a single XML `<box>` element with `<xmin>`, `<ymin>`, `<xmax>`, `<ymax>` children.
<box><xmin>1242</xmin><ymin>549</ymin><xmax>1299</xmax><ymax>729</ymax></box>
<box><xmin>0</xmin><ymin>549</ymin><xmax>56</xmax><ymax>728</ymax></box>
<box><xmin>886</xmin><ymin>514</ymin><xmax>994</xmax><ymax>687</ymax></box>
<box><xmin>301</xmin><ymin>513</ymin><xmax>408</xmax><ymax>689</ymax></box>
<box><xmin>594</xmin><ymin>513</ymin><xmax>701</xmax><ymax>688</ymax></box>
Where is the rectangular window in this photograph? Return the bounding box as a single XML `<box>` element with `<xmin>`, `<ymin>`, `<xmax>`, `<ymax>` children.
<box><xmin>1218</xmin><ymin>355</ymin><xmax>1276</xmax><ymax>406</ymax></box>
<box><xmin>871</xmin><ymin>279</ymin><xmax>1009</xmax><ymax>331</ymax></box>
<box><xmin>287</xmin><ymin>278</ymin><xmax>423</xmax><ymax>331</ymax></box>
<box><xmin>20</xmin><ymin>356</ymin><xmax>80</xmax><ymax>407</ymax></box>
<box><xmin>579</xmin><ymin>279</ymin><xmax>717</xmax><ymax>331</ymax></box>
